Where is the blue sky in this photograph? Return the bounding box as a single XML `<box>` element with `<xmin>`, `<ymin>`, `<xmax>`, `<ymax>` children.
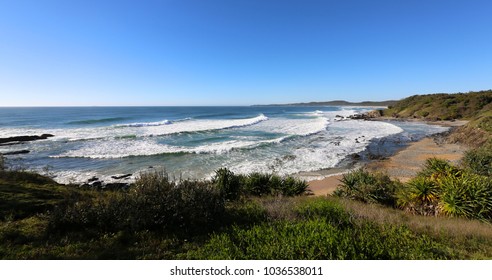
<box><xmin>1</xmin><ymin>0</ymin><xmax>491</xmax><ymax>106</ymax></box>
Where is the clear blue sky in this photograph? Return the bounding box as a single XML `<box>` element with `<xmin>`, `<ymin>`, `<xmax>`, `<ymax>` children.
<box><xmin>1</xmin><ymin>0</ymin><xmax>491</xmax><ymax>106</ymax></box>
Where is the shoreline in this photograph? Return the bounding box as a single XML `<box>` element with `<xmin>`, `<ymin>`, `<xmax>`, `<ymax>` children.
<box><xmin>307</xmin><ymin>119</ymin><xmax>467</xmax><ymax>196</ymax></box>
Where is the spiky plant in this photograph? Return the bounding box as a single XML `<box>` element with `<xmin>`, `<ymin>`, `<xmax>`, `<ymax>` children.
<box><xmin>397</xmin><ymin>176</ymin><xmax>439</xmax><ymax>216</ymax></box>
<box><xmin>437</xmin><ymin>176</ymin><xmax>473</xmax><ymax>219</ymax></box>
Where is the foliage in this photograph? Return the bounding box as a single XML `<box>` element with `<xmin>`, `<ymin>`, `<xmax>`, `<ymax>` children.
<box><xmin>333</xmin><ymin>169</ymin><xmax>400</xmax><ymax>207</ymax></box>
<box><xmin>462</xmin><ymin>145</ymin><xmax>492</xmax><ymax>176</ymax></box>
<box><xmin>382</xmin><ymin>90</ymin><xmax>492</xmax><ymax>121</ymax></box>
<box><xmin>0</xmin><ymin>155</ymin><xmax>5</xmax><ymax>172</ymax></box>
<box><xmin>212</xmin><ymin>168</ymin><xmax>242</xmax><ymax>200</ymax></box>
<box><xmin>212</xmin><ymin>168</ymin><xmax>308</xmax><ymax>198</ymax></box>
<box><xmin>397</xmin><ymin>176</ymin><xmax>439</xmax><ymax>215</ymax></box>
<box><xmin>188</xmin><ymin>198</ymin><xmax>453</xmax><ymax>260</ymax></box>
<box><xmin>4</xmin><ymin>166</ymin><xmax>492</xmax><ymax>259</ymax></box>
<box><xmin>397</xmin><ymin>158</ymin><xmax>492</xmax><ymax>221</ymax></box>
<box><xmin>48</xmin><ymin>170</ymin><xmax>226</xmax><ymax>236</ymax></box>
<box><xmin>418</xmin><ymin>158</ymin><xmax>462</xmax><ymax>179</ymax></box>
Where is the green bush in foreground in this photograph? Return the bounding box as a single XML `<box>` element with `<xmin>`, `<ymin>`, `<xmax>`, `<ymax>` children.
<box><xmin>212</xmin><ymin>168</ymin><xmax>308</xmax><ymax>198</ymax></box>
<box><xmin>49</xmin><ymin>170</ymin><xmax>226</xmax><ymax>236</ymax></box>
<box><xmin>188</xmin><ymin>198</ymin><xmax>453</xmax><ymax>260</ymax></box>
<box><xmin>397</xmin><ymin>158</ymin><xmax>492</xmax><ymax>221</ymax></box>
<box><xmin>333</xmin><ymin>169</ymin><xmax>400</xmax><ymax>207</ymax></box>
<box><xmin>462</xmin><ymin>146</ymin><xmax>492</xmax><ymax>177</ymax></box>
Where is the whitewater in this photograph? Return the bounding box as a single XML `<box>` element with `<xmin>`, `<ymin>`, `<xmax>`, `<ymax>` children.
<box><xmin>0</xmin><ymin>106</ymin><xmax>448</xmax><ymax>184</ymax></box>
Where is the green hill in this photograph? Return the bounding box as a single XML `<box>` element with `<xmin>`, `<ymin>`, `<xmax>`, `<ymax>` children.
<box><xmin>382</xmin><ymin>90</ymin><xmax>492</xmax><ymax>147</ymax></box>
<box><xmin>383</xmin><ymin>90</ymin><xmax>492</xmax><ymax>121</ymax></box>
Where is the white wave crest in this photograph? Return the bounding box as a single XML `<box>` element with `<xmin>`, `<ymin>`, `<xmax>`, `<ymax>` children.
<box><xmin>116</xmin><ymin>119</ymin><xmax>171</xmax><ymax>127</ymax></box>
<box><xmin>32</xmin><ymin>114</ymin><xmax>269</xmax><ymax>141</ymax></box>
<box><xmin>247</xmin><ymin>116</ymin><xmax>329</xmax><ymax>137</ymax></box>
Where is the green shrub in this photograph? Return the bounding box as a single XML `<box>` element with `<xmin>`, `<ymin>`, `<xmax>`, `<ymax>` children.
<box><xmin>397</xmin><ymin>176</ymin><xmax>439</xmax><ymax>216</ymax></box>
<box><xmin>212</xmin><ymin>168</ymin><xmax>242</xmax><ymax>200</ymax></box>
<box><xmin>437</xmin><ymin>173</ymin><xmax>492</xmax><ymax>221</ymax></box>
<box><xmin>49</xmin><ymin>170</ymin><xmax>226</xmax><ymax>236</ymax></box>
<box><xmin>215</xmin><ymin>168</ymin><xmax>308</xmax><ymax>197</ymax></box>
<box><xmin>334</xmin><ymin>169</ymin><xmax>399</xmax><ymax>207</ymax></box>
<box><xmin>244</xmin><ymin>172</ymin><xmax>272</xmax><ymax>196</ymax></box>
<box><xmin>418</xmin><ymin>158</ymin><xmax>461</xmax><ymax>179</ymax></box>
<box><xmin>0</xmin><ymin>155</ymin><xmax>5</xmax><ymax>172</ymax></box>
<box><xmin>280</xmin><ymin>176</ymin><xmax>309</xmax><ymax>196</ymax></box>
<box><xmin>398</xmin><ymin>158</ymin><xmax>492</xmax><ymax>222</ymax></box>
<box><xmin>188</xmin><ymin>215</ymin><xmax>452</xmax><ymax>259</ymax></box>
<box><xmin>462</xmin><ymin>147</ymin><xmax>492</xmax><ymax>176</ymax></box>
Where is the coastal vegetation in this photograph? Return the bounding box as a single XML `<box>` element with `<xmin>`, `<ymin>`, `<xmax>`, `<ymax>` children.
<box><xmin>2</xmin><ymin>163</ymin><xmax>492</xmax><ymax>259</ymax></box>
<box><xmin>1</xmin><ymin>90</ymin><xmax>492</xmax><ymax>259</ymax></box>
<box><xmin>382</xmin><ymin>89</ymin><xmax>492</xmax><ymax>147</ymax></box>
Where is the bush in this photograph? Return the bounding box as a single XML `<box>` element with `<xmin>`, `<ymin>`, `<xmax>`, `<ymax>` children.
<box><xmin>244</xmin><ymin>172</ymin><xmax>273</xmax><ymax>196</ymax></box>
<box><xmin>213</xmin><ymin>168</ymin><xmax>308</xmax><ymax>198</ymax></box>
<box><xmin>462</xmin><ymin>146</ymin><xmax>492</xmax><ymax>176</ymax></box>
<box><xmin>334</xmin><ymin>169</ymin><xmax>400</xmax><ymax>207</ymax></box>
<box><xmin>397</xmin><ymin>158</ymin><xmax>492</xmax><ymax>221</ymax></box>
<box><xmin>437</xmin><ymin>173</ymin><xmax>492</xmax><ymax>221</ymax></box>
<box><xmin>212</xmin><ymin>168</ymin><xmax>242</xmax><ymax>200</ymax></box>
<box><xmin>397</xmin><ymin>176</ymin><xmax>439</xmax><ymax>216</ymax></box>
<box><xmin>188</xmin><ymin>198</ymin><xmax>453</xmax><ymax>260</ymax></box>
<box><xmin>49</xmin><ymin>170</ymin><xmax>226</xmax><ymax>236</ymax></box>
<box><xmin>418</xmin><ymin>158</ymin><xmax>461</xmax><ymax>179</ymax></box>
<box><xmin>0</xmin><ymin>154</ymin><xmax>5</xmax><ymax>171</ymax></box>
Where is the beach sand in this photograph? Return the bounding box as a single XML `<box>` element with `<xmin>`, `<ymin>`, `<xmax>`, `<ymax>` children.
<box><xmin>308</xmin><ymin>134</ymin><xmax>466</xmax><ymax>196</ymax></box>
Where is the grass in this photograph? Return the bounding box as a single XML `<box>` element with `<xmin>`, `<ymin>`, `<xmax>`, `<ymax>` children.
<box><xmin>188</xmin><ymin>197</ymin><xmax>492</xmax><ymax>259</ymax></box>
<box><xmin>382</xmin><ymin>90</ymin><xmax>492</xmax><ymax>147</ymax></box>
<box><xmin>2</xmin><ymin>167</ymin><xmax>492</xmax><ymax>259</ymax></box>
<box><xmin>383</xmin><ymin>90</ymin><xmax>492</xmax><ymax>121</ymax></box>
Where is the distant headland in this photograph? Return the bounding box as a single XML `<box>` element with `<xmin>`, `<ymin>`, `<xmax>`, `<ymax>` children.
<box><xmin>253</xmin><ymin>100</ymin><xmax>398</xmax><ymax>107</ymax></box>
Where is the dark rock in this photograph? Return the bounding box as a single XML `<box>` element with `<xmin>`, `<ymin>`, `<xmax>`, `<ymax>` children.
<box><xmin>90</xmin><ymin>181</ymin><xmax>103</xmax><ymax>187</ymax></box>
<box><xmin>87</xmin><ymin>176</ymin><xmax>99</xmax><ymax>182</ymax></box>
<box><xmin>111</xmin><ymin>174</ymin><xmax>132</xmax><ymax>180</ymax></box>
<box><xmin>0</xmin><ymin>134</ymin><xmax>54</xmax><ymax>144</ymax></box>
<box><xmin>2</xmin><ymin>150</ymin><xmax>30</xmax><ymax>155</ymax></box>
<box><xmin>350</xmin><ymin>153</ymin><xmax>361</xmax><ymax>160</ymax></box>
<box><xmin>368</xmin><ymin>153</ymin><xmax>386</xmax><ymax>160</ymax></box>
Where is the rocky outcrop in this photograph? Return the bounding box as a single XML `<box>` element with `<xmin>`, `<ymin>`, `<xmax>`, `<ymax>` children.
<box><xmin>1</xmin><ymin>150</ymin><xmax>30</xmax><ymax>155</ymax></box>
<box><xmin>0</xmin><ymin>134</ymin><xmax>54</xmax><ymax>145</ymax></box>
<box><xmin>111</xmin><ymin>174</ymin><xmax>132</xmax><ymax>180</ymax></box>
<box><xmin>79</xmin><ymin>174</ymin><xmax>132</xmax><ymax>190</ymax></box>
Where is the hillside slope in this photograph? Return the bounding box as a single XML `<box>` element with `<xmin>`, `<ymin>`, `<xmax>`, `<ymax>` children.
<box><xmin>382</xmin><ymin>90</ymin><xmax>492</xmax><ymax>146</ymax></box>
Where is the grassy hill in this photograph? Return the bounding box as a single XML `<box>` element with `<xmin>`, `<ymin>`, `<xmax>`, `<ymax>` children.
<box><xmin>383</xmin><ymin>90</ymin><xmax>492</xmax><ymax>121</ymax></box>
<box><xmin>382</xmin><ymin>90</ymin><xmax>492</xmax><ymax>147</ymax></box>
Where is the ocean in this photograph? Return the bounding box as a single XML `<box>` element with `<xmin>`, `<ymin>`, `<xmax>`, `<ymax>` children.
<box><xmin>0</xmin><ymin>106</ymin><xmax>449</xmax><ymax>184</ymax></box>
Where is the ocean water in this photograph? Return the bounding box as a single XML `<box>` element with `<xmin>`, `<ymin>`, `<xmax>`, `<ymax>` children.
<box><xmin>0</xmin><ymin>106</ymin><xmax>449</xmax><ymax>183</ymax></box>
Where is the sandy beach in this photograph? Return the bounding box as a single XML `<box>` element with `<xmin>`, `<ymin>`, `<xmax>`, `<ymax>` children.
<box><xmin>308</xmin><ymin>124</ymin><xmax>467</xmax><ymax>196</ymax></box>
